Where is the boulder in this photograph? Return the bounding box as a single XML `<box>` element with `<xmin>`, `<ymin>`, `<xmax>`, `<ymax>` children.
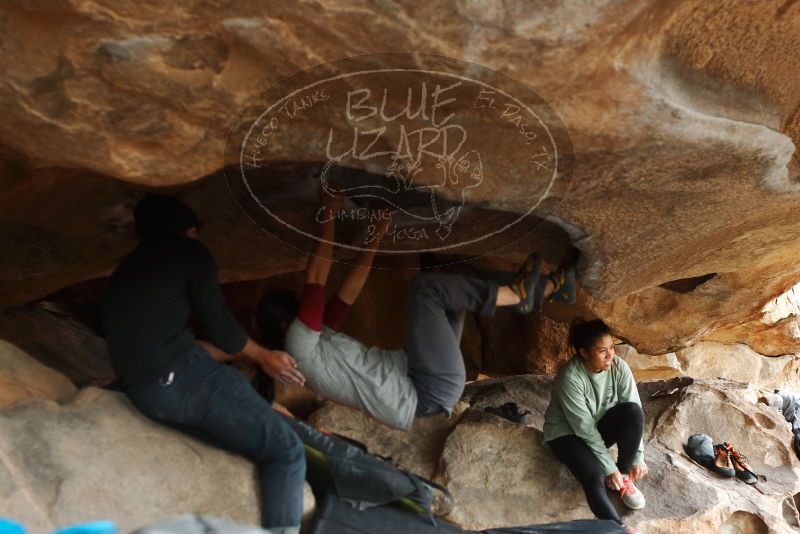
<box><xmin>710</xmin><ymin>282</ymin><xmax>800</xmax><ymax>356</ymax></box>
<box><xmin>0</xmin><ymin>339</ymin><xmax>76</xmax><ymax>408</ymax></box>
<box><xmin>1</xmin><ymin>2</ymin><xmax>800</xmax><ymax>356</ymax></box>
<box><xmin>308</xmin><ymin>401</ymin><xmax>468</xmax><ymax>480</ymax></box>
<box><xmin>614</xmin><ymin>345</ymin><xmax>683</xmax><ymax>382</ymax></box>
<box><xmin>0</xmin><ymin>303</ymin><xmax>115</xmax><ymax>387</ymax></box>
<box><xmin>0</xmin><ymin>387</ymin><xmax>314</xmax><ymax>532</ymax></box>
<box><xmin>617</xmin><ymin>342</ymin><xmax>799</xmax><ymax>390</ymax></box>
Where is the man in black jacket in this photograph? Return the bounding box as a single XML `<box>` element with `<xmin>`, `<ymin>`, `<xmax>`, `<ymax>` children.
<box><xmin>103</xmin><ymin>194</ymin><xmax>306</xmax><ymax>533</ymax></box>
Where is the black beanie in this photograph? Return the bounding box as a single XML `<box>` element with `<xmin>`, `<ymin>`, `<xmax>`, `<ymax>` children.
<box><xmin>133</xmin><ymin>193</ymin><xmax>199</xmax><ymax>239</ymax></box>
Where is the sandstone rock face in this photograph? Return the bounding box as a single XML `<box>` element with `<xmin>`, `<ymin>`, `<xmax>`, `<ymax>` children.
<box><xmin>0</xmin><ymin>303</ymin><xmax>115</xmax><ymax>387</ymax></box>
<box><xmin>617</xmin><ymin>342</ymin><xmax>800</xmax><ymax>390</ymax></box>
<box><xmin>311</xmin><ymin>376</ymin><xmax>800</xmax><ymax>533</ymax></box>
<box><xmin>0</xmin><ymin>388</ymin><xmax>314</xmax><ymax>532</ymax></box>
<box><xmin>309</xmin><ymin>401</ymin><xmax>468</xmax><ymax>480</ymax></box>
<box><xmin>0</xmin><ymin>339</ymin><xmax>76</xmax><ymax>408</ymax></box>
<box><xmin>710</xmin><ymin>282</ymin><xmax>800</xmax><ymax>356</ymax></box>
<box><xmin>1</xmin><ymin>1</ymin><xmax>800</xmax><ymax>355</ymax></box>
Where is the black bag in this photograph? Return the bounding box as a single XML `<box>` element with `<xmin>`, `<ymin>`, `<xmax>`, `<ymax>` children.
<box><xmin>309</xmin><ymin>491</ymin><xmax>625</xmax><ymax>534</ymax></box>
<box><xmin>284</xmin><ymin>417</ymin><xmax>443</xmax><ymax>517</ymax></box>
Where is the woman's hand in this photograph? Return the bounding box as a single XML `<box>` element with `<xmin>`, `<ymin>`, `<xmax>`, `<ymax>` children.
<box><xmin>605</xmin><ymin>470</ymin><xmax>625</xmax><ymax>491</ymax></box>
<box><xmin>629</xmin><ymin>463</ymin><xmax>648</xmax><ymax>481</ymax></box>
<box><xmin>260</xmin><ymin>349</ymin><xmax>306</xmax><ymax>386</ymax></box>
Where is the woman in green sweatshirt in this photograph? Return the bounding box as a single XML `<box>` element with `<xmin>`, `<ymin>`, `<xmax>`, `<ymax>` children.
<box><xmin>543</xmin><ymin>320</ymin><xmax>647</xmax><ymax>533</ymax></box>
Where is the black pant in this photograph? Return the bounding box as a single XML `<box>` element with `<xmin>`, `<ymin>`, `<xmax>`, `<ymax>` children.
<box><xmin>550</xmin><ymin>402</ymin><xmax>644</xmax><ymax>524</ymax></box>
<box><xmin>404</xmin><ymin>273</ymin><xmax>499</xmax><ymax>416</ymax></box>
<box><xmin>126</xmin><ymin>345</ymin><xmax>306</xmax><ymax>530</ymax></box>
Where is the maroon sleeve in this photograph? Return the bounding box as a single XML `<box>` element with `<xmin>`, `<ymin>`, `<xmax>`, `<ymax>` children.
<box><xmin>323</xmin><ymin>295</ymin><xmax>352</xmax><ymax>332</ymax></box>
<box><xmin>297</xmin><ymin>283</ymin><xmax>326</xmax><ymax>332</ymax></box>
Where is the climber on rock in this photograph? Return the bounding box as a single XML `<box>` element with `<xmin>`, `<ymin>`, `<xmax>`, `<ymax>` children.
<box><xmin>543</xmin><ymin>319</ymin><xmax>648</xmax><ymax>534</ymax></box>
<box><xmin>102</xmin><ymin>193</ymin><xmax>307</xmax><ymax>534</ymax></box>
<box><xmin>255</xmin><ymin>186</ymin><xmax>578</xmax><ymax>431</ymax></box>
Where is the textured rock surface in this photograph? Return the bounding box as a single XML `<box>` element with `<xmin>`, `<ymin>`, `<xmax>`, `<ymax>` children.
<box><xmin>0</xmin><ymin>1</ymin><xmax>800</xmax><ymax>354</ymax></box>
<box><xmin>312</xmin><ymin>375</ymin><xmax>800</xmax><ymax>533</ymax></box>
<box><xmin>710</xmin><ymin>282</ymin><xmax>800</xmax><ymax>356</ymax></box>
<box><xmin>0</xmin><ymin>339</ymin><xmax>76</xmax><ymax>408</ymax></box>
<box><xmin>309</xmin><ymin>400</ymin><xmax>468</xmax><ymax>480</ymax></box>
<box><xmin>0</xmin><ymin>387</ymin><xmax>315</xmax><ymax>532</ymax></box>
<box><xmin>0</xmin><ymin>303</ymin><xmax>115</xmax><ymax>387</ymax></box>
<box><xmin>617</xmin><ymin>342</ymin><xmax>800</xmax><ymax>389</ymax></box>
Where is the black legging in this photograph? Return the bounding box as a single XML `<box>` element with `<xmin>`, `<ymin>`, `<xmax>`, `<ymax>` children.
<box><xmin>550</xmin><ymin>402</ymin><xmax>644</xmax><ymax>524</ymax></box>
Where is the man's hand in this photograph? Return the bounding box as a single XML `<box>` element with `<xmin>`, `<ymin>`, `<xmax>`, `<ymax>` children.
<box><xmin>260</xmin><ymin>349</ymin><xmax>306</xmax><ymax>386</ymax></box>
<box><xmin>629</xmin><ymin>463</ymin><xmax>648</xmax><ymax>481</ymax></box>
<box><xmin>605</xmin><ymin>470</ymin><xmax>625</xmax><ymax>491</ymax></box>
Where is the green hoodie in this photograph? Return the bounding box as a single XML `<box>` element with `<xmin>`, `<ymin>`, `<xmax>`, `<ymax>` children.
<box><xmin>543</xmin><ymin>355</ymin><xmax>644</xmax><ymax>475</ymax></box>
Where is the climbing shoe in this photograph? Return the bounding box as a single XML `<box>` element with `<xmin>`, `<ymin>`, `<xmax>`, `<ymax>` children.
<box><xmin>711</xmin><ymin>443</ymin><xmax>736</xmax><ymax>477</ymax></box>
<box><xmin>619</xmin><ymin>475</ymin><xmax>646</xmax><ymax>510</ymax></box>
<box><xmin>484</xmin><ymin>402</ymin><xmax>532</xmax><ymax>424</ymax></box>
<box><xmin>727</xmin><ymin>443</ymin><xmax>758</xmax><ymax>485</ymax></box>
<box><xmin>685</xmin><ymin>433</ymin><xmax>715</xmax><ymax>468</ymax></box>
<box><xmin>510</xmin><ymin>251</ymin><xmax>541</xmax><ymax>314</ymax></box>
<box><xmin>547</xmin><ymin>252</ymin><xmax>578</xmax><ymax>305</ymax></box>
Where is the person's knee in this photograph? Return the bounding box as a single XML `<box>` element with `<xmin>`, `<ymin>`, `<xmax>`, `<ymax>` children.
<box><xmin>259</xmin><ymin>421</ymin><xmax>304</xmax><ymax>465</ymax></box>
<box><xmin>617</xmin><ymin>401</ymin><xmax>644</xmax><ymax>427</ymax></box>
<box><xmin>577</xmin><ymin>463</ymin><xmax>606</xmax><ymax>490</ymax></box>
<box><xmin>284</xmin><ymin>434</ymin><xmax>305</xmax><ymax>467</ymax></box>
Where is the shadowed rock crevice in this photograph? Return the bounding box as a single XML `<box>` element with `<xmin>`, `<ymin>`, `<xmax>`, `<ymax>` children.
<box><xmin>659</xmin><ymin>273</ymin><xmax>717</xmax><ymax>293</ymax></box>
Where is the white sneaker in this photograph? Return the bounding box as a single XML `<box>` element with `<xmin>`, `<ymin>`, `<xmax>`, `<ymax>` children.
<box><xmin>620</xmin><ymin>475</ymin><xmax>646</xmax><ymax>510</ymax></box>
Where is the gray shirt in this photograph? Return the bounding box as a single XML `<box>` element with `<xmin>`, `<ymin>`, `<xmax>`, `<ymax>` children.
<box><xmin>285</xmin><ymin>318</ymin><xmax>418</xmax><ymax>430</ymax></box>
<box><xmin>543</xmin><ymin>356</ymin><xmax>644</xmax><ymax>475</ymax></box>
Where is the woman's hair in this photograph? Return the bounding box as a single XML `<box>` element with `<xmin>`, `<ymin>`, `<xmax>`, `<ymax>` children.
<box><xmin>133</xmin><ymin>193</ymin><xmax>199</xmax><ymax>239</ymax></box>
<box><xmin>568</xmin><ymin>319</ymin><xmax>612</xmax><ymax>356</ymax></box>
<box><xmin>256</xmin><ymin>289</ymin><xmax>299</xmax><ymax>350</ymax></box>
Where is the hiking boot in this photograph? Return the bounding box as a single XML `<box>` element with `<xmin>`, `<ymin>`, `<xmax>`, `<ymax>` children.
<box><xmin>619</xmin><ymin>475</ymin><xmax>646</xmax><ymax>510</ymax></box>
<box><xmin>509</xmin><ymin>252</ymin><xmax>541</xmax><ymax>314</ymax></box>
<box><xmin>727</xmin><ymin>443</ymin><xmax>758</xmax><ymax>485</ymax></box>
<box><xmin>547</xmin><ymin>252</ymin><xmax>578</xmax><ymax>305</ymax></box>
<box><xmin>484</xmin><ymin>402</ymin><xmax>532</xmax><ymax>424</ymax></box>
<box><xmin>711</xmin><ymin>443</ymin><xmax>736</xmax><ymax>477</ymax></box>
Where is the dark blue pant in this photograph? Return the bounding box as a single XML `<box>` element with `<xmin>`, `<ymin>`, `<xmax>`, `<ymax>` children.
<box><xmin>125</xmin><ymin>346</ymin><xmax>306</xmax><ymax>529</ymax></box>
<box><xmin>405</xmin><ymin>273</ymin><xmax>499</xmax><ymax>416</ymax></box>
<box><xmin>550</xmin><ymin>402</ymin><xmax>645</xmax><ymax>524</ymax></box>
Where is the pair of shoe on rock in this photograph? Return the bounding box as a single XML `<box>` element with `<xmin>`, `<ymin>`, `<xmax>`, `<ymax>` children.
<box><xmin>685</xmin><ymin>434</ymin><xmax>759</xmax><ymax>485</ymax></box>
